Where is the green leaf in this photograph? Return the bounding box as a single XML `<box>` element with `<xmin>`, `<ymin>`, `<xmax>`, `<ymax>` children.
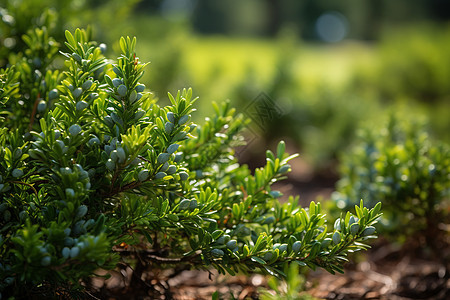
<box><xmin>266</xmin><ymin>150</ymin><xmax>275</xmax><ymax>161</ymax></box>
<box><xmin>277</xmin><ymin>140</ymin><xmax>285</xmax><ymax>159</ymax></box>
<box><xmin>232</xmin><ymin>203</ymin><xmax>240</xmax><ymax>218</ymax></box>
<box><xmin>160</xmin><ymin>199</ymin><xmax>169</xmax><ymax>215</ymax></box>
<box><xmin>167</xmin><ymin>214</ymin><xmax>179</xmax><ymax>222</ymax></box>
<box><xmin>253</xmin><ymin>233</ymin><xmax>268</xmax><ymax>252</ymax></box>
<box><xmin>309</xmin><ymin>201</ymin><xmax>316</xmax><ymax>215</ymax></box>
<box><xmin>243</xmin><ymin>245</ymin><xmax>250</xmax><ymax>257</ymax></box>
<box><xmin>212</xmin><ymin>291</ymin><xmax>219</xmax><ymax>300</ymax></box>
<box><xmin>65</xmin><ymin>30</ymin><xmax>76</xmax><ymax>47</ymax></box>
<box><xmin>294</xmin><ymin>260</ymin><xmax>307</xmax><ymax>267</ymax></box>
<box><xmin>222</xmin><ymin>265</ymin><xmax>236</xmax><ymax>276</ymax></box>
<box><xmin>355</xmin><ymin>203</ymin><xmax>363</xmax><ymax>219</ymax></box>
<box><xmin>189</xmin><ymin>238</ymin><xmax>198</xmax><ymax>250</ymax></box>
<box><xmin>371</xmin><ymin>202</ymin><xmax>382</xmax><ymax>217</ymax></box>
<box><xmin>141</xmin><ymin>230</ymin><xmax>153</xmax><ymax>244</ymax></box>
<box><xmin>119</xmin><ymin>37</ymin><xmax>127</xmax><ymax>54</ymax></box>
<box><xmin>251</xmin><ymin>256</ymin><xmax>266</xmax><ymax>265</ymax></box>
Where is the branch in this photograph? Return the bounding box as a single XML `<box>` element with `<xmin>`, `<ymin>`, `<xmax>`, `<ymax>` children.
<box><xmin>10</xmin><ymin>180</ymin><xmax>38</xmax><ymax>196</ymax></box>
<box><xmin>28</xmin><ymin>94</ymin><xmax>40</xmax><ymax>131</ymax></box>
<box><xmin>114</xmin><ymin>248</ymin><xmax>202</xmax><ymax>264</ymax></box>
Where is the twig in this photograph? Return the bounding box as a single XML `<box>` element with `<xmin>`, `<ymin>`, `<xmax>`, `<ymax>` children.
<box><xmin>28</xmin><ymin>95</ymin><xmax>40</xmax><ymax>131</ymax></box>
<box><xmin>10</xmin><ymin>180</ymin><xmax>38</xmax><ymax>196</ymax></box>
<box><xmin>115</xmin><ymin>248</ymin><xmax>201</xmax><ymax>264</ymax></box>
<box><xmin>85</xmin><ymin>291</ymin><xmax>101</xmax><ymax>300</ymax></box>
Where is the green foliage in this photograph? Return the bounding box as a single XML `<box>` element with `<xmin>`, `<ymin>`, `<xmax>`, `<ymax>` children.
<box><xmin>0</xmin><ymin>67</ymin><xmax>20</xmax><ymax>125</ymax></box>
<box><xmin>332</xmin><ymin>113</ymin><xmax>450</xmax><ymax>240</ymax></box>
<box><xmin>354</xmin><ymin>26</ymin><xmax>450</xmax><ymax>104</ymax></box>
<box><xmin>351</xmin><ymin>26</ymin><xmax>450</xmax><ymax>143</ymax></box>
<box><xmin>3</xmin><ymin>26</ymin><xmax>61</xmax><ymax>131</ymax></box>
<box><xmin>0</xmin><ymin>28</ymin><xmax>381</xmax><ymax>298</ymax></box>
<box><xmin>0</xmin><ymin>0</ymin><xmax>139</xmax><ymax>69</ymax></box>
<box><xmin>259</xmin><ymin>263</ymin><xmax>315</xmax><ymax>300</ymax></box>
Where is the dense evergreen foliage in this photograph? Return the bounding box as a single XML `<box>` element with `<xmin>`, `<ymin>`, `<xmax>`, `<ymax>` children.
<box><xmin>0</xmin><ymin>27</ymin><xmax>381</xmax><ymax>298</ymax></box>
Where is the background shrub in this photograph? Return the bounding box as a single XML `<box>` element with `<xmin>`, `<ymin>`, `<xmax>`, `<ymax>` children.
<box><xmin>331</xmin><ymin>112</ymin><xmax>450</xmax><ymax>246</ymax></box>
<box><xmin>350</xmin><ymin>25</ymin><xmax>450</xmax><ymax>143</ymax></box>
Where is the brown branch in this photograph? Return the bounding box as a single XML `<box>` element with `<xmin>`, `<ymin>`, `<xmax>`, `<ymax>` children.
<box><xmin>115</xmin><ymin>248</ymin><xmax>201</xmax><ymax>264</ymax></box>
<box><xmin>10</xmin><ymin>180</ymin><xmax>38</xmax><ymax>197</ymax></box>
<box><xmin>138</xmin><ymin>155</ymin><xmax>151</xmax><ymax>163</ymax></box>
<box><xmin>109</xmin><ymin>170</ymin><xmax>120</xmax><ymax>194</ymax></box>
<box><xmin>105</xmin><ymin>180</ymin><xmax>141</xmax><ymax>198</ymax></box>
<box><xmin>28</xmin><ymin>94</ymin><xmax>40</xmax><ymax>131</ymax></box>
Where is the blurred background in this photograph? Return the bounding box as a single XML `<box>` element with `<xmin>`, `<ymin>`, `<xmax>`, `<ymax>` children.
<box><xmin>1</xmin><ymin>0</ymin><xmax>449</xmax><ymax>200</ymax></box>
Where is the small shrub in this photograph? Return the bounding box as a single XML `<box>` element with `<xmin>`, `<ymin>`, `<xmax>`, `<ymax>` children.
<box><xmin>352</xmin><ymin>26</ymin><xmax>450</xmax><ymax>104</ymax></box>
<box><xmin>332</xmin><ymin>113</ymin><xmax>450</xmax><ymax>244</ymax></box>
<box><xmin>259</xmin><ymin>263</ymin><xmax>314</xmax><ymax>300</ymax></box>
<box><xmin>0</xmin><ymin>0</ymin><xmax>139</xmax><ymax>68</ymax></box>
<box><xmin>0</xmin><ymin>28</ymin><xmax>381</xmax><ymax>298</ymax></box>
<box><xmin>350</xmin><ymin>26</ymin><xmax>450</xmax><ymax>143</ymax></box>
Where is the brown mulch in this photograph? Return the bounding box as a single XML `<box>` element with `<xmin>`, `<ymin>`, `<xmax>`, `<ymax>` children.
<box><xmin>88</xmin><ymin>269</ymin><xmax>265</xmax><ymax>299</ymax></box>
<box><xmin>307</xmin><ymin>242</ymin><xmax>450</xmax><ymax>300</ymax></box>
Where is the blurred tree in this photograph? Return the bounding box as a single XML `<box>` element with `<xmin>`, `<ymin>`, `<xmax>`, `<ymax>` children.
<box><xmin>183</xmin><ymin>0</ymin><xmax>449</xmax><ymax>40</ymax></box>
<box><xmin>135</xmin><ymin>0</ymin><xmax>162</xmax><ymax>11</ymax></box>
<box><xmin>191</xmin><ymin>0</ymin><xmax>228</xmax><ymax>34</ymax></box>
<box><xmin>266</xmin><ymin>0</ymin><xmax>281</xmax><ymax>36</ymax></box>
<box><xmin>429</xmin><ymin>0</ymin><xmax>450</xmax><ymax>20</ymax></box>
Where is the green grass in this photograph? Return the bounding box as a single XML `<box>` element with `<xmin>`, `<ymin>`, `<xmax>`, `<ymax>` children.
<box><xmin>177</xmin><ymin>37</ymin><xmax>375</xmax><ymax>97</ymax></box>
